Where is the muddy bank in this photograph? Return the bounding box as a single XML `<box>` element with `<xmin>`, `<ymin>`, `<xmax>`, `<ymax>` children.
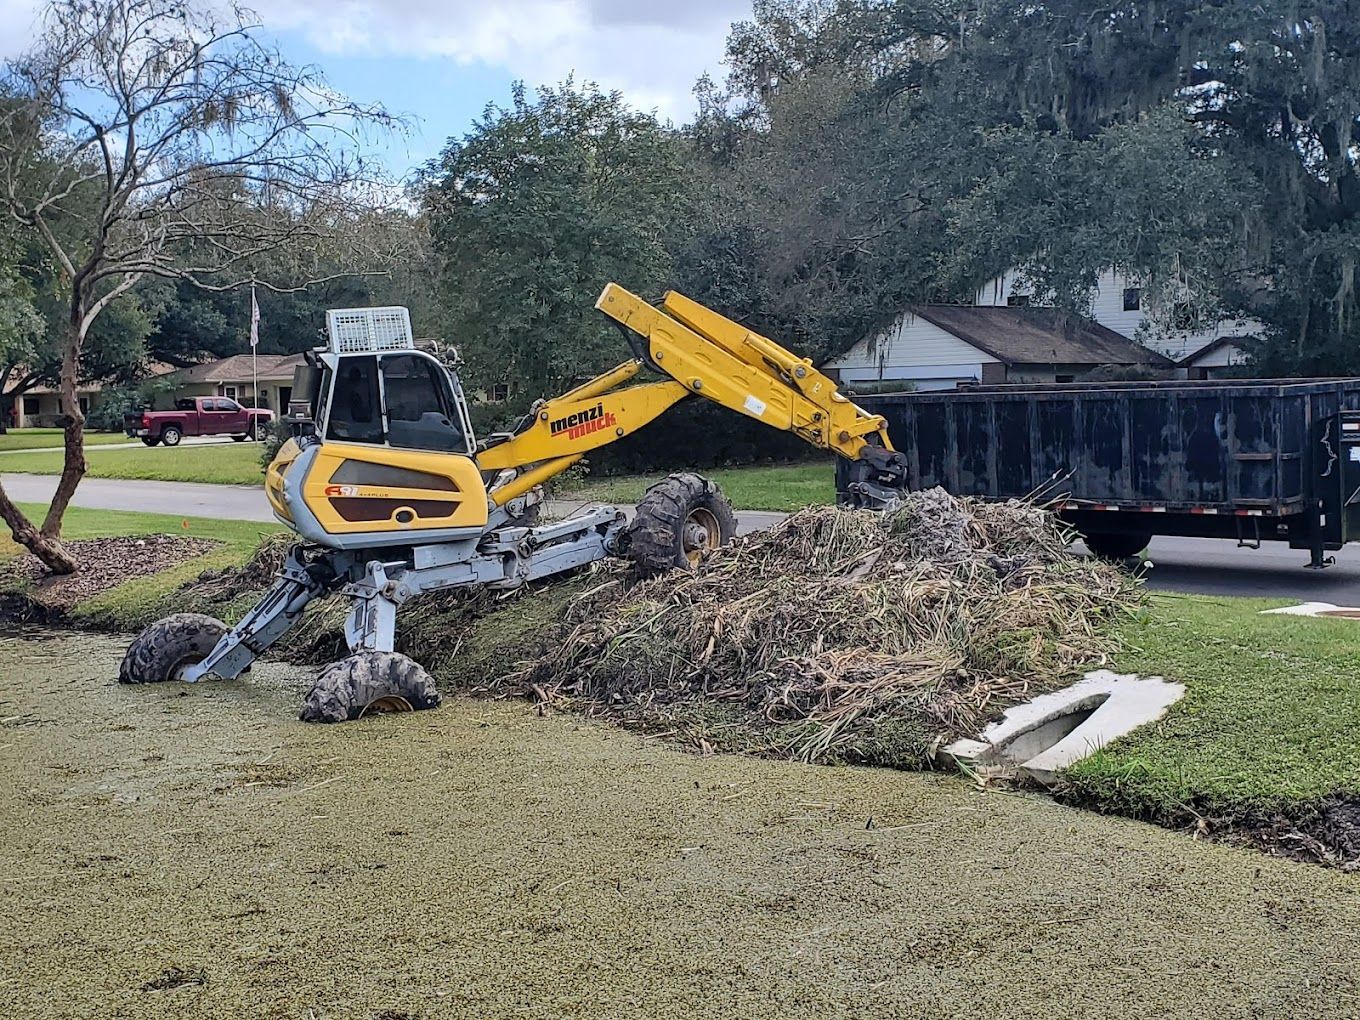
<box><xmin>1</xmin><ymin>629</ymin><xmax>1358</xmax><ymax>1020</ymax></box>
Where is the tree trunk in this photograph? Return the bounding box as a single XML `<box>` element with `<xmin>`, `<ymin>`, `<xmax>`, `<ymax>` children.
<box><xmin>35</xmin><ymin>313</ymin><xmax>88</xmax><ymax>571</ymax></box>
<box><xmin>0</xmin><ymin>483</ymin><xmax>78</xmax><ymax>574</ymax></box>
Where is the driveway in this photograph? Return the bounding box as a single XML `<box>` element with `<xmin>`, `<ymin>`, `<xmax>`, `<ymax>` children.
<box><xmin>4</xmin><ymin>472</ymin><xmax>1359</xmax><ymax>600</ymax></box>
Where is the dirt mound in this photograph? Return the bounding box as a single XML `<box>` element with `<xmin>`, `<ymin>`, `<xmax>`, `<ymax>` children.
<box><xmin>516</xmin><ymin>489</ymin><xmax>1144</xmax><ymax>766</ymax></box>
<box><xmin>1</xmin><ymin>534</ymin><xmax>221</xmax><ymax>613</ymax></box>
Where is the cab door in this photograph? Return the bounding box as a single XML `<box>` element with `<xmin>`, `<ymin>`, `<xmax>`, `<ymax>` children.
<box><xmin>216</xmin><ymin>398</ymin><xmax>251</xmax><ymax>434</ymax></box>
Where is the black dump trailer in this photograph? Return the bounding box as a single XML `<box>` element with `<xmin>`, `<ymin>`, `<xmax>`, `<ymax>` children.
<box><xmin>846</xmin><ymin>378</ymin><xmax>1360</xmax><ymax>566</ymax></box>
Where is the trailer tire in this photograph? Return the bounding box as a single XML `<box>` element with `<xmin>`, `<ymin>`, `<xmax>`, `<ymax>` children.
<box><xmin>231</xmin><ymin>433</ymin><xmax>247</xmax><ymax>442</ymax></box>
<box><xmin>299</xmin><ymin>651</ymin><xmax>441</xmax><ymax>724</ymax></box>
<box><xmin>119</xmin><ymin>613</ymin><xmax>227</xmax><ymax>684</ymax></box>
<box><xmin>140</xmin><ymin>437</ymin><xmax>159</xmax><ymax>447</ymax></box>
<box><xmin>625</xmin><ymin>472</ymin><xmax>738</xmax><ymax>577</ymax></box>
<box><xmin>1082</xmin><ymin>530</ymin><xmax>1151</xmax><ymax>561</ymax></box>
<box><xmin>161</xmin><ymin>425</ymin><xmax>182</xmax><ymax>447</ymax></box>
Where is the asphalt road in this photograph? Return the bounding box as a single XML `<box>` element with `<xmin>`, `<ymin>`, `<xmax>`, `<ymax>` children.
<box><xmin>4</xmin><ymin>472</ymin><xmax>1358</xmax><ymax>602</ymax></box>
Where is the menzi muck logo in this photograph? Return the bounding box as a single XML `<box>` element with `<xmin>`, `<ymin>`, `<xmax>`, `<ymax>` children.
<box><xmin>550</xmin><ymin>402</ymin><xmax>618</xmax><ymax>440</ymax></box>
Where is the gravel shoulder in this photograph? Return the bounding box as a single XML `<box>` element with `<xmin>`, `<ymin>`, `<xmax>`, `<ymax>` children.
<box><xmin>2</xmin><ymin>629</ymin><xmax>1357</xmax><ymax>1020</ymax></box>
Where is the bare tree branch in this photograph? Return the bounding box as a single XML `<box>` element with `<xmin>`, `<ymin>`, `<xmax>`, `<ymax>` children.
<box><xmin>0</xmin><ymin>0</ymin><xmax>403</xmax><ymax>572</ymax></box>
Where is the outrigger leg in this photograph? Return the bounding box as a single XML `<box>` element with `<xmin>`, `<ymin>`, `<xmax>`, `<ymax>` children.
<box><xmin>180</xmin><ymin>545</ymin><xmax>342</xmax><ymax>682</ymax></box>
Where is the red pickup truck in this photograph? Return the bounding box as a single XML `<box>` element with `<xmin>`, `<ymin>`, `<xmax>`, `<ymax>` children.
<box><xmin>124</xmin><ymin>397</ymin><xmax>274</xmax><ymax>447</ymax></box>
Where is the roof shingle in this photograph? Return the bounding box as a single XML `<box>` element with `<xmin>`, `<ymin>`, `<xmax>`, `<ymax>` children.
<box><xmin>911</xmin><ymin>306</ymin><xmax>1172</xmax><ymax>366</ymax></box>
<box><xmin>162</xmin><ymin>353</ymin><xmax>305</xmax><ymax>384</ymax></box>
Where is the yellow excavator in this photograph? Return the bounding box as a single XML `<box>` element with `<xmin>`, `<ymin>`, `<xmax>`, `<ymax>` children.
<box><xmin>119</xmin><ymin>284</ymin><xmax>910</xmax><ymax>721</ymax></box>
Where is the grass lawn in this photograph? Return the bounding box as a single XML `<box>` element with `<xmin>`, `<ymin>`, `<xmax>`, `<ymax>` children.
<box><xmin>562</xmin><ymin>461</ymin><xmax>835</xmax><ymax>512</ymax></box>
<box><xmin>0</xmin><ymin>440</ymin><xmax>264</xmax><ymax>485</ymax></box>
<box><xmin>0</xmin><ymin>428</ymin><xmax>131</xmax><ymax>452</ymax></box>
<box><xmin>1071</xmin><ymin>593</ymin><xmax>1360</xmax><ymax>819</ymax></box>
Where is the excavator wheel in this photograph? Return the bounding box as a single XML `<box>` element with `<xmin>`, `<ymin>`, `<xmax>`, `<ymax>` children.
<box><xmin>625</xmin><ymin>472</ymin><xmax>737</xmax><ymax>577</ymax></box>
<box><xmin>299</xmin><ymin>651</ymin><xmax>441</xmax><ymax>724</ymax></box>
<box><xmin>119</xmin><ymin>613</ymin><xmax>227</xmax><ymax>684</ymax></box>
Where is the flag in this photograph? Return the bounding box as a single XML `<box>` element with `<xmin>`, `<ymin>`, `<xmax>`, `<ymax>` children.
<box><xmin>249</xmin><ymin>285</ymin><xmax>260</xmax><ymax>349</ymax></box>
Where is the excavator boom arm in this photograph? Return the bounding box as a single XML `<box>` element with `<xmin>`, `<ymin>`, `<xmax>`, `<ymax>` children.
<box><xmin>476</xmin><ymin>284</ymin><xmax>907</xmax><ymax>509</ymax></box>
<box><xmin>596</xmin><ymin>283</ymin><xmax>895</xmax><ymax>460</ymax></box>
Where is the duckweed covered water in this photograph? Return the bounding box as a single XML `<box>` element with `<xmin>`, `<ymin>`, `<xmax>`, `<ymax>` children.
<box><xmin>1</xmin><ymin>629</ymin><xmax>1358</xmax><ymax>1019</ymax></box>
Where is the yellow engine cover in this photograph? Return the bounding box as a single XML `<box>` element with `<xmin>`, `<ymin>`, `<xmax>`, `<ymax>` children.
<box><xmin>271</xmin><ymin>441</ymin><xmax>489</xmax><ymax>537</ymax></box>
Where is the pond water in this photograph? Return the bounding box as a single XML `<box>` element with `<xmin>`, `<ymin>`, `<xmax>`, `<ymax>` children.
<box><xmin>1</xmin><ymin>629</ymin><xmax>1358</xmax><ymax>1019</ymax></box>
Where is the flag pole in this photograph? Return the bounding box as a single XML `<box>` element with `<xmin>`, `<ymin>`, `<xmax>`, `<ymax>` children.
<box><xmin>250</xmin><ymin>283</ymin><xmax>260</xmax><ymax>412</ymax></box>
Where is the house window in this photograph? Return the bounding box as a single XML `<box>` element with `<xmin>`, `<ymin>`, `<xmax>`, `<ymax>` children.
<box><xmin>224</xmin><ymin>385</ymin><xmax>238</xmax><ymax>400</ymax></box>
<box><xmin>22</xmin><ymin>396</ymin><xmax>39</xmax><ymax>416</ymax></box>
<box><xmin>1123</xmin><ymin>288</ymin><xmax>1142</xmax><ymax>312</ymax></box>
<box><xmin>78</xmin><ymin>396</ymin><xmax>89</xmax><ymax>413</ymax></box>
<box><xmin>489</xmin><ymin>383</ymin><xmax>509</xmax><ymax>402</ymax></box>
<box><xmin>1007</xmin><ymin>293</ymin><xmax>1031</xmax><ymax>307</ymax></box>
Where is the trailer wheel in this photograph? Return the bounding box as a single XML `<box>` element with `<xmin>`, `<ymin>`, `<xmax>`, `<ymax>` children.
<box><xmin>625</xmin><ymin>472</ymin><xmax>738</xmax><ymax>577</ymax></box>
<box><xmin>299</xmin><ymin>651</ymin><xmax>441</xmax><ymax>723</ymax></box>
<box><xmin>140</xmin><ymin>437</ymin><xmax>159</xmax><ymax>447</ymax></box>
<box><xmin>1082</xmin><ymin>530</ymin><xmax>1151</xmax><ymax>561</ymax></box>
<box><xmin>119</xmin><ymin>613</ymin><xmax>227</xmax><ymax>684</ymax></box>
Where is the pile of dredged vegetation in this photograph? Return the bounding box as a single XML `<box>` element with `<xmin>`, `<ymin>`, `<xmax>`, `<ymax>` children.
<box><xmin>178</xmin><ymin>488</ymin><xmax>1143</xmax><ymax>767</ymax></box>
<box><xmin>514</xmin><ymin>489</ymin><xmax>1145</xmax><ymax>766</ymax></box>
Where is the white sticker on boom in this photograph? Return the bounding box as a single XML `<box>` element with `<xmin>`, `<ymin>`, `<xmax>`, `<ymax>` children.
<box><xmin>743</xmin><ymin>394</ymin><xmax>767</xmax><ymax>418</ymax></box>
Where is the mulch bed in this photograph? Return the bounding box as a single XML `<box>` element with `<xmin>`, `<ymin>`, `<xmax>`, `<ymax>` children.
<box><xmin>0</xmin><ymin>535</ymin><xmax>221</xmax><ymax>614</ymax></box>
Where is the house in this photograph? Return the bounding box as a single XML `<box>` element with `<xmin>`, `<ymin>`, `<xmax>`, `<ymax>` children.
<box><xmin>822</xmin><ymin>304</ymin><xmax>1172</xmax><ymax>391</ymax></box>
<box><xmin>976</xmin><ymin>268</ymin><xmax>1265</xmax><ymax>368</ymax></box>
<box><xmin>10</xmin><ymin>381</ymin><xmax>103</xmax><ymax>428</ymax></box>
<box><xmin>1177</xmin><ymin>334</ymin><xmax>1251</xmax><ymax>379</ymax></box>
<box><xmin>155</xmin><ymin>353</ymin><xmax>306</xmax><ymax>412</ymax></box>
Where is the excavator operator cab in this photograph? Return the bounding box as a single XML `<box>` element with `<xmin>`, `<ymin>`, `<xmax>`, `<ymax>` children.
<box><xmin>266</xmin><ymin>307</ymin><xmax>490</xmax><ymax>546</ymax></box>
<box><xmin>288</xmin><ymin>307</ymin><xmax>475</xmax><ymax>454</ymax></box>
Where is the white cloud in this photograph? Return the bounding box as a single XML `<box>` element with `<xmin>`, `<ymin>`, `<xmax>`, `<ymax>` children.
<box><xmin>258</xmin><ymin>0</ymin><xmax>748</xmax><ymax>121</ymax></box>
<box><xmin>0</xmin><ymin>0</ymin><xmax>748</xmax><ymax>120</ymax></box>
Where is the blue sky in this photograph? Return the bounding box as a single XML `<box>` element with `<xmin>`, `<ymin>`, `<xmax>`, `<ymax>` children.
<box><xmin>0</xmin><ymin>0</ymin><xmax>751</xmax><ymax>180</ymax></box>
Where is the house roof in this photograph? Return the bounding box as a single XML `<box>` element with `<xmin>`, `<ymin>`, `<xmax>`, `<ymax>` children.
<box><xmin>162</xmin><ymin>353</ymin><xmax>305</xmax><ymax>385</ymax></box>
<box><xmin>911</xmin><ymin>305</ymin><xmax>1173</xmax><ymax>367</ymax></box>
<box><xmin>1178</xmin><ymin>334</ymin><xmax>1248</xmax><ymax>366</ymax></box>
<box><xmin>7</xmin><ymin>361</ymin><xmax>180</xmax><ymax>396</ymax></box>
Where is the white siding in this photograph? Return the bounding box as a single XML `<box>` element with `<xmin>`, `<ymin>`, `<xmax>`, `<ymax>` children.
<box><xmin>824</xmin><ymin>313</ymin><xmax>998</xmax><ymax>387</ymax></box>
<box><xmin>1086</xmin><ymin>268</ymin><xmax>1146</xmax><ymax>338</ymax></box>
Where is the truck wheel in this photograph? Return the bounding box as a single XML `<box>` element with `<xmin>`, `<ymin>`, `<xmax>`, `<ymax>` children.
<box><xmin>161</xmin><ymin>425</ymin><xmax>182</xmax><ymax>447</ymax></box>
<box><xmin>299</xmin><ymin>651</ymin><xmax>441</xmax><ymax>723</ymax></box>
<box><xmin>625</xmin><ymin>472</ymin><xmax>738</xmax><ymax>577</ymax></box>
<box><xmin>119</xmin><ymin>613</ymin><xmax>227</xmax><ymax>684</ymax></box>
<box><xmin>1083</xmin><ymin>530</ymin><xmax>1152</xmax><ymax>561</ymax></box>
<box><xmin>140</xmin><ymin>437</ymin><xmax>160</xmax><ymax>447</ymax></box>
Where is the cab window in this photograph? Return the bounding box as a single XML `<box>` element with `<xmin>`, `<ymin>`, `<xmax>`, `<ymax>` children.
<box><xmin>380</xmin><ymin>353</ymin><xmax>467</xmax><ymax>453</ymax></box>
<box><xmin>326</xmin><ymin>355</ymin><xmax>383</xmax><ymax>443</ymax></box>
